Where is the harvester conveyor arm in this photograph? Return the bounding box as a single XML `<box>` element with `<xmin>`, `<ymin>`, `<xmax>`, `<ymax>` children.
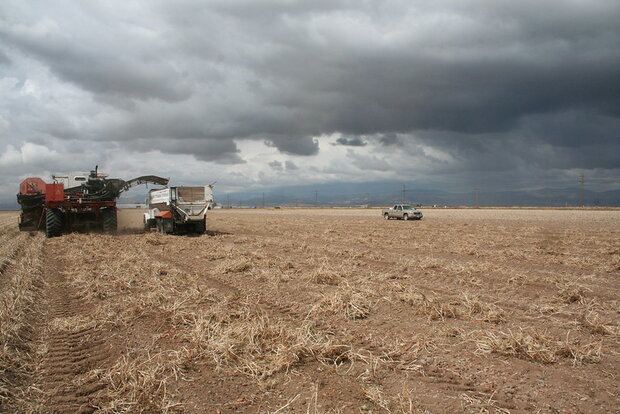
<box><xmin>120</xmin><ymin>176</ymin><xmax>169</xmax><ymax>193</ymax></box>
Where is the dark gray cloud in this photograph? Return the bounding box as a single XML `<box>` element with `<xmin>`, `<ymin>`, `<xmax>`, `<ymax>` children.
<box><xmin>0</xmin><ymin>0</ymin><xmax>619</xmax><ymax>198</ymax></box>
<box><xmin>334</xmin><ymin>136</ymin><xmax>367</xmax><ymax>147</ymax></box>
<box><xmin>268</xmin><ymin>160</ymin><xmax>283</xmax><ymax>171</ymax></box>
<box><xmin>0</xmin><ymin>15</ymin><xmax>191</xmax><ymax>102</ymax></box>
<box><xmin>264</xmin><ymin>136</ymin><xmax>319</xmax><ymax>156</ymax></box>
<box><xmin>285</xmin><ymin>160</ymin><xmax>298</xmax><ymax>170</ymax></box>
<box><xmin>378</xmin><ymin>134</ymin><xmax>401</xmax><ymax>147</ymax></box>
<box><xmin>125</xmin><ymin>138</ymin><xmax>244</xmax><ymax>164</ymax></box>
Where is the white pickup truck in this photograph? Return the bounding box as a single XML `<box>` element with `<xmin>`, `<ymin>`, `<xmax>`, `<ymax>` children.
<box><xmin>382</xmin><ymin>204</ymin><xmax>423</xmax><ymax>220</ymax></box>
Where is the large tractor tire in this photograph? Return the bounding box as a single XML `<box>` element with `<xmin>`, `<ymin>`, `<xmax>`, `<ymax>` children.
<box><xmin>155</xmin><ymin>217</ymin><xmax>173</xmax><ymax>234</ymax></box>
<box><xmin>102</xmin><ymin>207</ymin><xmax>118</xmax><ymax>234</ymax></box>
<box><xmin>45</xmin><ymin>208</ymin><xmax>63</xmax><ymax>238</ymax></box>
<box><xmin>144</xmin><ymin>218</ymin><xmax>154</xmax><ymax>232</ymax></box>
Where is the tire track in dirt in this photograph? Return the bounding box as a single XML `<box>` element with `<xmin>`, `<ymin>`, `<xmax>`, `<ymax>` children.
<box><xmin>0</xmin><ymin>232</ymin><xmax>31</xmax><ymax>279</ymax></box>
<box><xmin>39</xmin><ymin>248</ymin><xmax>110</xmax><ymax>414</ymax></box>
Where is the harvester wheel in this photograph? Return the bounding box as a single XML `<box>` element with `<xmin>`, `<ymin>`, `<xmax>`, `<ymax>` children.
<box><xmin>144</xmin><ymin>218</ymin><xmax>153</xmax><ymax>232</ymax></box>
<box><xmin>45</xmin><ymin>208</ymin><xmax>63</xmax><ymax>238</ymax></box>
<box><xmin>102</xmin><ymin>207</ymin><xmax>118</xmax><ymax>234</ymax></box>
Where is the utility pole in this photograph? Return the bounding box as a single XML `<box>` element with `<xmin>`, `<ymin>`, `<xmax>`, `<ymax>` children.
<box><xmin>227</xmin><ymin>194</ymin><xmax>230</xmax><ymax>208</ymax></box>
<box><xmin>579</xmin><ymin>174</ymin><xmax>585</xmax><ymax>207</ymax></box>
<box><xmin>262</xmin><ymin>192</ymin><xmax>265</xmax><ymax>208</ymax></box>
<box><xmin>402</xmin><ymin>184</ymin><xmax>407</xmax><ymax>203</ymax></box>
<box><xmin>314</xmin><ymin>190</ymin><xmax>318</xmax><ymax>207</ymax></box>
<box><xmin>474</xmin><ymin>188</ymin><xmax>479</xmax><ymax>208</ymax></box>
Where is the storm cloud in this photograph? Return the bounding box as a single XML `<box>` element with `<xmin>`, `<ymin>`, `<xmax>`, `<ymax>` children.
<box><xmin>0</xmin><ymin>0</ymin><xmax>619</xmax><ymax>201</ymax></box>
<box><xmin>335</xmin><ymin>136</ymin><xmax>367</xmax><ymax>147</ymax></box>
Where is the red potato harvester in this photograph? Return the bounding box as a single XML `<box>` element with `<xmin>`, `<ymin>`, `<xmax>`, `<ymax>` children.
<box><xmin>17</xmin><ymin>166</ymin><xmax>168</xmax><ymax>238</ymax></box>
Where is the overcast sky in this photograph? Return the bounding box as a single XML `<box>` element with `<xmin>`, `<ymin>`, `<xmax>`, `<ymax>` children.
<box><xmin>1</xmin><ymin>0</ymin><xmax>619</xmax><ymax>203</ymax></box>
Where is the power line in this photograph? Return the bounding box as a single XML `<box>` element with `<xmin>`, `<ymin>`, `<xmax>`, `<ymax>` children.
<box><xmin>225</xmin><ymin>187</ymin><xmax>405</xmax><ymax>201</ymax></box>
<box><xmin>579</xmin><ymin>174</ymin><xmax>585</xmax><ymax>207</ymax></box>
<box><xmin>220</xmin><ymin>185</ymin><xmax>426</xmax><ymax>207</ymax></box>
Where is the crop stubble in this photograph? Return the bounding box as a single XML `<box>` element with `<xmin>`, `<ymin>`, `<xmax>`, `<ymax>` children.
<box><xmin>0</xmin><ymin>208</ymin><xmax>619</xmax><ymax>413</ymax></box>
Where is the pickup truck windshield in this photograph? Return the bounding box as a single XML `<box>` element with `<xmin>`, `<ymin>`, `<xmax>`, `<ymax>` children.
<box><xmin>402</xmin><ymin>205</ymin><xmax>414</xmax><ymax>210</ymax></box>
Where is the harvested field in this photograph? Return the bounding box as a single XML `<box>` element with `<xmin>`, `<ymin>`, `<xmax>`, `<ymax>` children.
<box><xmin>1</xmin><ymin>208</ymin><xmax>619</xmax><ymax>413</ymax></box>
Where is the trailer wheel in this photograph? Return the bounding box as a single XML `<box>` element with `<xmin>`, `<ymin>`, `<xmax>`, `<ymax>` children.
<box><xmin>195</xmin><ymin>219</ymin><xmax>206</xmax><ymax>234</ymax></box>
<box><xmin>102</xmin><ymin>207</ymin><xmax>118</xmax><ymax>234</ymax></box>
<box><xmin>45</xmin><ymin>208</ymin><xmax>63</xmax><ymax>238</ymax></box>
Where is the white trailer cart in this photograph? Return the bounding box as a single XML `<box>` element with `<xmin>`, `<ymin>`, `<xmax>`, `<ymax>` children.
<box><xmin>144</xmin><ymin>186</ymin><xmax>213</xmax><ymax>234</ymax></box>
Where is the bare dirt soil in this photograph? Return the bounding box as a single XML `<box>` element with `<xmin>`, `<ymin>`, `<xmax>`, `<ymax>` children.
<box><xmin>1</xmin><ymin>208</ymin><xmax>619</xmax><ymax>413</ymax></box>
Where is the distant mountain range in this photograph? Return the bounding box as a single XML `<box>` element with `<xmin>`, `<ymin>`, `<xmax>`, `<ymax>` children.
<box><xmin>3</xmin><ymin>181</ymin><xmax>619</xmax><ymax>210</ymax></box>
<box><xmin>216</xmin><ymin>182</ymin><xmax>620</xmax><ymax>208</ymax></box>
